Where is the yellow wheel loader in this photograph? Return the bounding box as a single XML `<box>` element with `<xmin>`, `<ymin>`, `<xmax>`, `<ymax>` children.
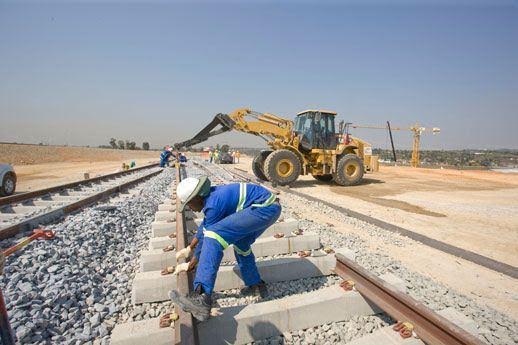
<box><xmin>174</xmin><ymin>108</ymin><xmax>379</xmax><ymax>186</ymax></box>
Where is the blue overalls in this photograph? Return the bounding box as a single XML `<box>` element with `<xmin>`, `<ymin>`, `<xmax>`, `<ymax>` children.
<box><xmin>160</xmin><ymin>150</ymin><xmax>172</xmax><ymax>167</ymax></box>
<box><xmin>193</xmin><ymin>183</ymin><xmax>281</xmax><ymax>295</ymax></box>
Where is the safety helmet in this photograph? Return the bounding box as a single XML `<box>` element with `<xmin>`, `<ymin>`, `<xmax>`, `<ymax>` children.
<box><xmin>176</xmin><ymin>176</ymin><xmax>211</xmax><ymax>211</ymax></box>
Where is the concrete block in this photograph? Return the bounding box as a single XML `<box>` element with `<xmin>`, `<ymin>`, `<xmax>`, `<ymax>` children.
<box><xmin>133</xmin><ymin>253</ymin><xmax>336</xmax><ymax>304</ymax></box>
<box><xmin>161</xmin><ymin>198</ymin><xmax>175</xmax><ymax>205</ymax></box>
<box><xmin>140</xmin><ymin>233</ymin><xmax>320</xmax><ymax>272</ymax></box>
<box><xmin>380</xmin><ymin>273</ymin><xmax>406</xmax><ymax>292</ymax></box>
<box><xmin>437</xmin><ymin>307</ymin><xmax>479</xmax><ymax>336</ymax></box>
<box><xmin>111</xmin><ymin>317</ymin><xmax>173</xmax><ymax>345</ymax></box>
<box><xmin>132</xmin><ymin>271</ymin><xmax>177</xmax><ymax>304</ymax></box>
<box><xmin>260</xmin><ymin>218</ymin><xmax>299</xmax><ymax>238</ymax></box>
<box><xmin>222</xmin><ymin>233</ymin><xmax>320</xmax><ymax>262</ymax></box>
<box><xmin>347</xmin><ymin>326</ymin><xmax>424</xmax><ymax>345</ymax></box>
<box><xmin>149</xmin><ymin>236</ymin><xmax>175</xmax><ymax>250</ymax></box>
<box><xmin>158</xmin><ymin>203</ymin><xmax>175</xmax><ymax>211</ymax></box>
<box><xmin>154</xmin><ymin>210</ymin><xmax>175</xmax><ymax>222</ymax></box>
<box><xmin>151</xmin><ymin>218</ymin><xmax>201</xmax><ymax>238</ymax></box>
<box><xmin>140</xmin><ymin>249</ymin><xmax>176</xmax><ymax>272</ymax></box>
<box><xmin>214</xmin><ymin>253</ymin><xmax>335</xmax><ymax>291</ymax></box>
<box><xmin>198</xmin><ymin>285</ymin><xmax>380</xmax><ymax>345</ymax></box>
<box><xmin>335</xmin><ymin>247</ymin><xmax>356</xmax><ymax>260</ymax></box>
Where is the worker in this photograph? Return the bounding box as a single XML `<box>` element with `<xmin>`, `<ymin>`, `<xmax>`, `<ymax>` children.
<box><xmin>213</xmin><ymin>150</ymin><xmax>220</xmax><ymax>164</ymax></box>
<box><xmin>235</xmin><ymin>150</ymin><xmax>241</xmax><ymax>163</ymax></box>
<box><xmin>170</xmin><ymin>176</ymin><xmax>280</xmax><ymax>321</ymax></box>
<box><xmin>160</xmin><ymin>147</ymin><xmax>173</xmax><ymax>167</ymax></box>
<box><xmin>208</xmin><ymin>150</ymin><xmax>213</xmax><ymax>163</ymax></box>
<box><xmin>231</xmin><ymin>150</ymin><xmax>236</xmax><ymax>163</ymax></box>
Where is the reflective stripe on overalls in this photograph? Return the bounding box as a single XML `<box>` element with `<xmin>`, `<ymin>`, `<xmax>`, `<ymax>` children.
<box><xmin>204</xmin><ymin>183</ymin><xmax>276</xmax><ymax>256</ymax></box>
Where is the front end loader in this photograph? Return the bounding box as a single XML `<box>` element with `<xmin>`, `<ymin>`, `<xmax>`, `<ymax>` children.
<box><xmin>174</xmin><ymin>108</ymin><xmax>378</xmax><ymax>186</ymax></box>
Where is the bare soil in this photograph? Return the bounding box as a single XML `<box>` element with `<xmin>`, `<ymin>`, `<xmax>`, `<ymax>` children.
<box><xmin>1</xmin><ymin>144</ymin><xmax>159</xmax><ymax>192</ymax></box>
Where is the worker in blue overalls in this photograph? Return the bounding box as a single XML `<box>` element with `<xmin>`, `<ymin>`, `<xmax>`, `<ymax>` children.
<box><xmin>159</xmin><ymin>146</ymin><xmax>173</xmax><ymax>167</ymax></box>
<box><xmin>170</xmin><ymin>176</ymin><xmax>281</xmax><ymax>321</ymax></box>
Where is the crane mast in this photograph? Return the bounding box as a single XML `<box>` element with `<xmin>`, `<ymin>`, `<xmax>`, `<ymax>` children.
<box><xmin>351</xmin><ymin>123</ymin><xmax>440</xmax><ymax>168</ymax></box>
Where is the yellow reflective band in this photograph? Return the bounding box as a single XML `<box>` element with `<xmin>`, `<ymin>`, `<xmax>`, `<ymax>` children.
<box><xmin>233</xmin><ymin>245</ymin><xmax>252</xmax><ymax>256</ymax></box>
<box><xmin>204</xmin><ymin>230</ymin><xmax>229</xmax><ymax>249</ymax></box>
<box><xmin>236</xmin><ymin>183</ymin><xmax>247</xmax><ymax>212</ymax></box>
<box><xmin>251</xmin><ymin>193</ymin><xmax>276</xmax><ymax>208</ymax></box>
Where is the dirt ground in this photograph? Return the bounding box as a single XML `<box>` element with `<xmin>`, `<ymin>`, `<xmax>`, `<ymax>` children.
<box><xmin>229</xmin><ymin>155</ymin><xmax>518</xmax><ymax>318</ymax></box>
<box><xmin>1</xmin><ymin>144</ymin><xmax>159</xmax><ymax>192</ymax></box>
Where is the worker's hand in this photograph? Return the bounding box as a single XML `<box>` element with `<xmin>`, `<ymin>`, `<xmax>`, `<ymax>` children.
<box><xmin>187</xmin><ymin>257</ymin><xmax>199</xmax><ymax>272</ymax></box>
<box><xmin>173</xmin><ymin>262</ymin><xmax>190</xmax><ymax>275</ymax></box>
<box><xmin>175</xmin><ymin>246</ymin><xmax>192</xmax><ymax>261</ymax></box>
<box><xmin>0</xmin><ymin>252</ymin><xmax>5</xmax><ymax>275</ymax></box>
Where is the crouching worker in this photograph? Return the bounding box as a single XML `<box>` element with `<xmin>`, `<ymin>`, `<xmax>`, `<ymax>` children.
<box><xmin>170</xmin><ymin>176</ymin><xmax>281</xmax><ymax>321</ymax></box>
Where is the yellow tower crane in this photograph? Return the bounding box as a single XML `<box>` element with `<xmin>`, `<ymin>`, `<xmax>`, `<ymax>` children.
<box><xmin>351</xmin><ymin>123</ymin><xmax>440</xmax><ymax>168</ymax></box>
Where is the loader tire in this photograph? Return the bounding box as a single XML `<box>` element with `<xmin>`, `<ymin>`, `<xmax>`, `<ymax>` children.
<box><xmin>264</xmin><ymin>149</ymin><xmax>301</xmax><ymax>186</ymax></box>
<box><xmin>252</xmin><ymin>150</ymin><xmax>272</xmax><ymax>181</ymax></box>
<box><xmin>312</xmin><ymin>174</ymin><xmax>333</xmax><ymax>182</ymax></box>
<box><xmin>333</xmin><ymin>154</ymin><xmax>364</xmax><ymax>186</ymax></box>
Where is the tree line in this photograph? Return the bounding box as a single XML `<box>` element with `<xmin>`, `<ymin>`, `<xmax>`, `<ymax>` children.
<box><xmin>101</xmin><ymin>138</ymin><xmax>151</xmax><ymax>150</ymax></box>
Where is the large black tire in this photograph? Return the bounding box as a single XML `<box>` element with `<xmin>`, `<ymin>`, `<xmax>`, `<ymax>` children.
<box><xmin>251</xmin><ymin>150</ymin><xmax>272</xmax><ymax>181</ymax></box>
<box><xmin>333</xmin><ymin>154</ymin><xmax>364</xmax><ymax>186</ymax></box>
<box><xmin>264</xmin><ymin>149</ymin><xmax>301</xmax><ymax>186</ymax></box>
<box><xmin>0</xmin><ymin>173</ymin><xmax>16</xmax><ymax>197</ymax></box>
<box><xmin>312</xmin><ymin>174</ymin><xmax>333</xmax><ymax>182</ymax></box>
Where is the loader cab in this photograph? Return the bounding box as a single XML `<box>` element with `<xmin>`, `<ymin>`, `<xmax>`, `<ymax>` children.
<box><xmin>294</xmin><ymin>110</ymin><xmax>337</xmax><ymax>151</ymax></box>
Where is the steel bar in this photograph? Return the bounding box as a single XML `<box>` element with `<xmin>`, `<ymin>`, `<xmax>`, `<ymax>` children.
<box><xmin>0</xmin><ymin>163</ymin><xmax>159</xmax><ymax>206</ymax></box>
<box><xmin>334</xmin><ymin>253</ymin><xmax>483</xmax><ymax>345</ymax></box>
<box><xmin>0</xmin><ymin>168</ymin><xmax>162</xmax><ymax>240</ymax></box>
<box><xmin>2</xmin><ymin>229</ymin><xmax>55</xmax><ymax>257</ymax></box>
<box><xmin>174</xmin><ymin>163</ymin><xmax>198</xmax><ymax>345</ymax></box>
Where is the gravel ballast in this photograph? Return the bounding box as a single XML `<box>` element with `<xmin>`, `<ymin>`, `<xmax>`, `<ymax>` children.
<box><xmin>0</xmin><ymin>168</ymin><xmax>174</xmax><ymax>345</ymax></box>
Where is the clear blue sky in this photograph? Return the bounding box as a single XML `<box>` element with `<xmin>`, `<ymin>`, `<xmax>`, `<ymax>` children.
<box><xmin>1</xmin><ymin>1</ymin><xmax>517</xmax><ymax>150</ymax></box>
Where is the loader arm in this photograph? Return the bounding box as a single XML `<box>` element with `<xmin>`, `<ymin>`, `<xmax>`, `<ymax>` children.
<box><xmin>174</xmin><ymin>108</ymin><xmax>294</xmax><ymax>149</ymax></box>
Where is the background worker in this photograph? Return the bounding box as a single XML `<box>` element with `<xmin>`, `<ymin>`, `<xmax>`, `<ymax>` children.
<box><xmin>235</xmin><ymin>150</ymin><xmax>241</xmax><ymax>163</ymax></box>
<box><xmin>213</xmin><ymin>150</ymin><xmax>220</xmax><ymax>164</ymax></box>
<box><xmin>171</xmin><ymin>176</ymin><xmax>280</xmax><ymax>321</ymax></box>
<box><xmin>159</xmin><ymin>146</ymin><xmax>173</xmax><ymax>167</ymax></box>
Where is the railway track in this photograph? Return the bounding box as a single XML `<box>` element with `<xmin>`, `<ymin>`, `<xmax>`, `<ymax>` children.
<box><xmin>0</xmin><ymin>163</ymin><xmax>161</xmax><ymax>240</ymax></box>
<box><xmin>110</xmin><ymin>160</ymin><xmax>485</xmax><ymax>345</ymax></box>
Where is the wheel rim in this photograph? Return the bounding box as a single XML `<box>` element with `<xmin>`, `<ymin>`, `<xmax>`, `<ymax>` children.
<box><xmin>4</xmin><ymin>179</ymin><xmax>14</xmax><ymax>193</ymax></box>
<box><xmin>276</xmin><ymin>159</ymin><xmax>294</xmax><ymax>178</ymax></box>
<box><xmin>345</xmin><ymin>162</ymin><xmax>359</xmax><ymax>177</ymax></box>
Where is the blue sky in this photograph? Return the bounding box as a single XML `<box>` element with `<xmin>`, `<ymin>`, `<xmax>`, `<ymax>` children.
<box><xmin>0</xmin><ymin>1</ymin><xmax>517</xmax><ymax>150</ymax></box>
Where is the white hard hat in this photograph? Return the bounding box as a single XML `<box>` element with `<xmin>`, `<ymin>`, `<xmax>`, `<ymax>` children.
<box><xmin>176</xmin><ymin>176</ymin><xmax>211</xmax><ymax>211</ymax></box>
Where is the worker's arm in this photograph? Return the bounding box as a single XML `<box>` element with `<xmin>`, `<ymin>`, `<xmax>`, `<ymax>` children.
<box><xmin>193</xmin><ymin>201</ymin><xmax>226</xmax><ymax>259</ymax></box>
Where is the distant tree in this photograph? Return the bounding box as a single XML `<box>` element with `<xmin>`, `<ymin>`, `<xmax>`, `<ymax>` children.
<box><xmin>142</xmin><ymin>142</ymin><xmax>150</xmax><ymax>150</ymax></box>
<box><xmin>109</xmin><ymin>138</ymin><xmax>117</xmax><ymax>149</ymax></box>
<box><xmin>126</xmin><ymin>141</ymin><xmax>137</xmax><ymax>150</ymax></box>
<box><xmin>117</xmin><ymin>140</ymin><xmax>125</xmax><ymax>150</ymax></box>
<box><xmin>221</xmin><ymin>144</ymin><xmax>229</xmax><ymax>153</ymax></box>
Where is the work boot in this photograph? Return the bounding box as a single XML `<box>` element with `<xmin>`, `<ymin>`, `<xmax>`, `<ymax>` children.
<box><xmin>169</xmin><ymin>287</ymin><xmax>211</xmax><ymax>322</ymax></box>
<box><xmin>240</xmin><ymin>280</ymin><xmax>268</xmax><ymax>298</ymax></box>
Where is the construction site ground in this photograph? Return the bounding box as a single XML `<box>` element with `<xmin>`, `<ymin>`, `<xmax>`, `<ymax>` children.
<box><xmin>230</xmin><ymin>154</ymin><xmax>518</xmax><ymax>319</ymax></box>
<box><xmin>0</xmin><ymin>144</ymin><xmax>158</xmax><ymax>192</ymax></box>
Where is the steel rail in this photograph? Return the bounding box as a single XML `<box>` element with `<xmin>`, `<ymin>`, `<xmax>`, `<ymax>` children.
<box><xmin>221</xmin><ymin>165</ymin><xmax>518</xmax><ymax>280</ymax></box>
<box><xmin>0</xmin><ymin>168</ymin><xmax>162</xmax><ymax>240</ymax></box>
<box><xmin>334</xmin><ymin>253</ymin><xmax>483</xmax><ymax>345</ymax></box>
<box><xmin>0</xmin><ymin>162</ymin><xmax>159</xmax><ymax>206</ymax></box>
<box><xmin>174</xmin><ymin>163</ymin><xmax>199</xmax><ymax>345</ymax></box>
